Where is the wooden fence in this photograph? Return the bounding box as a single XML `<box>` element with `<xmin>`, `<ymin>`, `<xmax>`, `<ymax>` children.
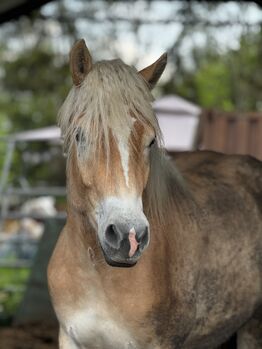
<box><xmin>197</xmin><ymin>110</ymin><xmax>262</xmax><ymax>160</ymax></box>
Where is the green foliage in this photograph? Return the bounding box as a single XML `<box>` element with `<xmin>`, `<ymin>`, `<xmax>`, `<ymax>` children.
<box><xmin>0</xmin><ymin>267</ymin><xmax>30</xmax><ymax>324</ymax></box>
<box><xmin>0</xmin><ymin>41</ymin><xmax>69</xmax><ymax>186</ymax></box>
<box><xmin>166</xmin><ymin>29</ymin><xmax>262</xmax><ymax>112</ymax></box>
<box><xmin>0</xmin><ymin>45</ymin><xmax>71</xmax><ymax>134</ymax></box>
<box><xmin>195</xmin><ymin>59</ymin><xmax>234</xmax><ymax>111</ymax></box>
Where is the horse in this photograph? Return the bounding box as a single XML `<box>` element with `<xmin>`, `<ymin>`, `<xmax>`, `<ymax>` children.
<box><xmin>48</xmin><ymin>39</ymin><xmax>262</xmax><ymax>349</ymax></box>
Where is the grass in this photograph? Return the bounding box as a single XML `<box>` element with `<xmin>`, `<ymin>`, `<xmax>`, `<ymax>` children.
<box><xmin>0</xmin><ymin>267</ymin><xmax>31</xmax><ymax>324</ymax></box>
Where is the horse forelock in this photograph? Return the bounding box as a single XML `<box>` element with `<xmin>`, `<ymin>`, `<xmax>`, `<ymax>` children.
<box><xmin>58</xmin><ymin>59</ymin><xmax>162</xmax><ymax>160</ymax></box>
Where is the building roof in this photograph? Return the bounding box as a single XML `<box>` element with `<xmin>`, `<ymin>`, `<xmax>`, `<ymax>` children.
<box><xmin>1</xmin><ymin>126</ymin><xmax>61</xmax><ymax>142</ymax></box>
<box><xmin>153</xmin><ymin>95</ymin><xmax>201</xmax><ymax>116</ymax></box>
<box><xmin>153</xmin><ymin>95</ymin><xmax>201</xmax><ymax>151</ymax></box>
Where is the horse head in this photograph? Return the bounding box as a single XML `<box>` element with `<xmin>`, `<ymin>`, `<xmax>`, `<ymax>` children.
<box><xmin>59</xmin><ymin>39</ymin><xmax>167</xmax><ymax>267</ymax></box>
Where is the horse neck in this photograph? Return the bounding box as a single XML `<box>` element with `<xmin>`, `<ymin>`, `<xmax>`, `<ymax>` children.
<box><xmin>144</xmin><ymin>152</ymin><xmax>197</xmax><ymax>228</ymax></box>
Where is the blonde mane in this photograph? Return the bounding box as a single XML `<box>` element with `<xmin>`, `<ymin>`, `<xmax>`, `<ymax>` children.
<box><xmin>59</xmin><ymin>58</ymin><xmax>191</xmax><ymax>225</ymax></box>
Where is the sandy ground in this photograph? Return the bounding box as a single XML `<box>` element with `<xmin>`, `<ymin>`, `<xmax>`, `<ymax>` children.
<box><xmin>0</xmin><ymin>323</ymin><xmax>58</xmax><ymax>349</ymax></box>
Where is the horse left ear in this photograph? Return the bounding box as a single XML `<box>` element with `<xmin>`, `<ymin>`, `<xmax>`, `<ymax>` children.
<box><xmin>139</xmin><ymin>53</ymin><xmax>167</xmax><ymax>89</ymax></box>
<box><xmin>70</xmin><ymin>39</ymin><xmax>92</xmax><ymax>86</ymax></box>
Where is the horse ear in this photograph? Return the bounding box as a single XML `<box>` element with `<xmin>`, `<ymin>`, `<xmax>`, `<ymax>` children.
<box><xmin>139</xmin><ymin>53</ymin><xmax>167</xmax><ymax>89</ymax></box>
<box><xmin>70</xmin><ymin>39</ymin><xmax>92</xmax><ymax>86</ymax></box>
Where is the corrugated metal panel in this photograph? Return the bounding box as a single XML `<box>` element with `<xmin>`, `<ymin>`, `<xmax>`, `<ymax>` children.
<box><xmin>198</xmin><ymin>111</ymin><xmax>262</xmax><ymax>160</ymax></box>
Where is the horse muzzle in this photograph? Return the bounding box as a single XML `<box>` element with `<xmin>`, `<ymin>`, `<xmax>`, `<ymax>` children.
<box><xmin>96</xmin><ymin>197</ymin><xmax>150</xmax><ymax>267</ymax></box>
<box><xmin>101</xmin><ymin>223</ymin><xmax>149</xmax><ymax>267</ymax></box>
<box><xmin>100</xmin><ymin>222</ymin><xmax>150</xmax><ymax>267</ymax></box>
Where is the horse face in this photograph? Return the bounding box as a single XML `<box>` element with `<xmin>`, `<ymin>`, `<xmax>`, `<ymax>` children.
<box><xmin>65</xmin><ymin>39</ymin><xmax>167</xmax><ymax>267</ymax></box>
<box><xmin>76</xmin><ymin>121</ymin><xmax>155</xmax><ymax>267</ymax></box>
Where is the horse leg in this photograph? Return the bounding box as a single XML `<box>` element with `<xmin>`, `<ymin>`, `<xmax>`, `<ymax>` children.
<box><xmin>59</xmin><ymin>327</ymin><xmax>79</xmax><ymax>349</ymax></box>
<box><xmin>237</xmin><ymin>316</ymin><xmax>262</xmax><ymax>349</ymax></box>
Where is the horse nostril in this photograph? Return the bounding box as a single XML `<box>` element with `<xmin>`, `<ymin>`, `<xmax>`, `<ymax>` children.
<box><xmin>137</xmin><ymin>226</ymin><xmax>149</xmax><ymax>246</ymax></box>
<box><xmin>105</xmin><ymin>224</ymin><xmax>121</xmax><ymax>248</ymax></box>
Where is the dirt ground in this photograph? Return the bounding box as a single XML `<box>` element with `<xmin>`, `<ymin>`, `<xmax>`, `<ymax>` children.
<box><xmin>0</xmin><ymin>324</ymin><xmax>237</xmax><ymax>349</ymax></box>
<box><xmin>0</xmin><ymin>323</ymin><xmax>58</xmax><ymax>349</ymax></box>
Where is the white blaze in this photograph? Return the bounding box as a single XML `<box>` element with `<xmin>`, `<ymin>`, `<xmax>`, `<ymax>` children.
<box><xmin>117</xmin><ymin>137</ymin><xmax>130</xmax><ymax>187</ymax></box>
<box><xmin>114</xmin><ymin>118</ymin><xmax>135</xmax><ymax>188</ymax></box>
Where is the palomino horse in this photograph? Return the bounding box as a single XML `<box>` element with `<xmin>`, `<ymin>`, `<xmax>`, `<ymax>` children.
<box><xmin>48</xmin><ymin>39</ymin><xmax>262</xmax><ymax>349</ymax></box>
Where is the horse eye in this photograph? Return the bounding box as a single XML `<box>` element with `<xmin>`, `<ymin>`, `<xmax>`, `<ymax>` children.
<box><xmin>75</xmin><ymin>131</ymin><xmax>80</xmax><ymax>142</ymax></box>
<box><xmin>75</xmin><ymin>128</ymin><xmax>82</xmax><ymax>143</ymax></box>
<box><xmin>148</xmin><ymin>137</ymin><xmax>156</xmax><ymax>148</ymax></box>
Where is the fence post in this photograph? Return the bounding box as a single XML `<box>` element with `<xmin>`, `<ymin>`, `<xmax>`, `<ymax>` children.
<box><xmin>14</xmin><ymin>218</ymin><xmax>64</xmax><ymax>325</ymax></box>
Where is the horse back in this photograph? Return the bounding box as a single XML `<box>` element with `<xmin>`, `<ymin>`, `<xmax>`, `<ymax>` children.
<box><xmin>173</xmin><ymin>150</ymin><xmax>262</xmax><ymax>253</ymax></box>
<box><xmin>173</xmin><ymin>150</ymin><xmax>262</xmax><ymax>218</ymax></box>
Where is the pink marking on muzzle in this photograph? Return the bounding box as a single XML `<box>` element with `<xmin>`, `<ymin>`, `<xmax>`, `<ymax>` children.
<box><xmin>128</xmin><ymin>228</ymin><xmax>139</xmax><ymax>258</ymax></box>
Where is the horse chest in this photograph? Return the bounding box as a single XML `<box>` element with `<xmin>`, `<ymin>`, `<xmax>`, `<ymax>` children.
<box><xmin>64</xmin><ymin>307</ymin><xmax>140</xmax><ymax>349</ymax></box>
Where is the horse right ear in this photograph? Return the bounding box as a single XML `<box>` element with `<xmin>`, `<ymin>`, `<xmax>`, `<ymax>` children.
<box><xmin>139</xmin><ymin>53</ymin><xmax>167</xmax><ymax>89</ymax></box>
<box><xmin>70</xmin><ymin>39</ymin><xmax>92</xmax><ymax>86</ymax></box>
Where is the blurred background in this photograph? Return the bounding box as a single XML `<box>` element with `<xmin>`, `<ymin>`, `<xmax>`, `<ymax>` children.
<box><xmin>0</xmin><ymin>1</ymin><xmax>262</xmax><ymax>348</ymax></box>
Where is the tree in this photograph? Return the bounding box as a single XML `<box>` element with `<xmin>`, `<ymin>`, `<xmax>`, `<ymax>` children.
<box><xmin>165</xmin><ymin>27</ymin><xmax>262</xmax><ymax>112</ymax></box>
